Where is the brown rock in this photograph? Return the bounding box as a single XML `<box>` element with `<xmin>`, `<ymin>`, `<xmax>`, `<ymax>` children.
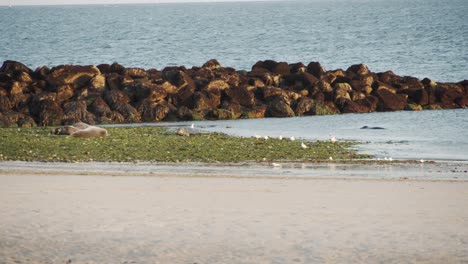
<box><xmin>377</xmin><ymin>71</ymin><xmax>400</xmax><ymax>84</ymax></box>
<box><xmin>0</xmin><ymin>96</ymin><xmax>13</xmax><ymax>111</ymax></box>
<box><xmin>372</xmin><ymin>81</ymin><xmax>396</xmax><ymax>93</ymax></box>
<box><xmin>295</xmin><ymin>97</ymin><xmax>315</xmax><ymax>116</ymax></box>
<box><xmin>110</xmin><ymin>63</ymin><xmax>125</xmax><ymax>75</ymax></box>
<box><xmin>125</xmin><ymin>68</ymin><xmax>147</xmax><ymax>78</ymax></box>
<box><xmin>176</xmin><ymin>106</ymin><xmax>193</xmax><ymax>120</ymax></box>
<box><xmin>316</xmin><ymin>80</ymin><xmax>333</xmax><ymax>93</ymax></box>
<box><xmin>137</xmin><ymin>99</ymin><xmax>172</xmax><ymax>122</ymax></box>
<box><xmin>56</xmin><ymin>85</ymin><xmax>74</xmax><ymax>103</ymax></box>
<box><xmin>38</xmin><ymin>99</ymin><xmax>64</xmax><ymax>126</ymax></box>
<box><xmin>204</xmin><ymin>79</ymin><xmax>230</xmax><ymax>91</ymax></box>
<box><xmin>346</xmin><ymin>64</ymin><xmax>370</xmax><ymax>76</ymax></box>
<box><xmin>402</xmin><ymin>88</ymin><xmax>429</xmax><ymax>105</ymax></box>
<box><xmin>355</xmin><ymin>96</ymin><xmax>379</xmax><ymax>112</ymax></box>
<box><xmin>220</xmin><ymin>100</ymin><xmax>242</xmax><ymax>119</ymax></box>
<box><xmin>34</xmin><ymin>66</ymin><xmax>50</xmax><ymax>80</ymax></box>
<box><xmin>0</xmin><ymin>111</ymin><xmax>23</xmax><ymax>127</ymax></box>
<box><xmin>225</xmin><ymin>85</ymin><xmax>255</xmax><ymax>107</ymax></box>
<box><xmin>9</xmin><ymin>81</ymin><xmax>28</xmax><ymax>95</ymax></box>
<box><xmin>437</xmin><ymin>83</ymin><xmax>464</xmax><ymax>108</ymax></box>
<box><xmin>0</xmin><ymin>60</ymin><xmax>33</xmax><ymax>75</ymax></box>
<box><xmin>17</xmin><ymin>115</ymin><xmax>36</xmax><ymax>128</ymax></box>
<box><xmin>193</xmin><ymin>91</ymin><xmax>221</xmax><ymax>110</ymax></box>
<box><xmin>374</xmin><ymin>89</ymin><xmax>408</xmax><ymax>111</ymax></box>
<box><xmin>243</xmin><ymin>104</ymin><xmax>267</xmax><ymax>119</ymax></box>
<box><xmin>334</xmin><ymin>82</ymin><xmax>352</xmax><ymax>101</ymax></box>
<box><xmin>115</xmin><ymin>104</ymin><xmax>141</xmax><ymax>123</ymax></box>
<box><xmin>289</xmin><ymin>62</ymin><xmax>307</xmax><ymax>74</ymax></box>
<box><xmin>104</xmin><ymin>90</ymin><xmax>130</xmax><ymax>110</ymax></box>
<box><xmin>63</xmin><ymin>101</ymin><xmax>96</xmax><ymax>124</ymax></box>
<box><xmin>267</xmin><ymin>96</ymin><xmax>295</xmax><ymax>118</ymax></box>
<box><xmin>262</xmin><ymin>86</ymin><xmax>287</xmax><ymax>100</ymax></box>
<box><xmin>106</xmin><ymin>73</ymin><xmax>122</xmax><ymax>90</ymax></box>
<box><xmin>336</xmin><ymin>98</ymin><xmax>370</xmax><ymax>113</ymax></box>
<box><xmin>46</xmin><ymin>65</ymin><xmax>101</xmax><ymax>89</ymax></box>
<box><xmin>90</xmin><ymin>74</ymin><xmax>106</xmax><ymax>90</ymax></box>
<box><xmin>202</xmin><ymin>59</ymin><xmax>222</xmax><ymax>70</ymax></box>
<box><xmin>212</xmin><ymin>108</ymin><xmax>235</xmax><ymax>120</ymax></box>
<box><xmin>307</xmin><ymin>61</ymin><xmax>326</xmax><ymax>78</ymax></box>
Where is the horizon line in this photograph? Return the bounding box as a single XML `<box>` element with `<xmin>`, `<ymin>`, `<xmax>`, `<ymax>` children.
<box><xmin>0</xmin><ymin>0</ymin><xmax>288</xmax><ymax>7</ymax></box>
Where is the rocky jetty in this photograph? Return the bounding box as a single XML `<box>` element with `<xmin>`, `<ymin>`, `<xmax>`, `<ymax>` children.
<box><xmin>0</xmin><ymin>59</ymin><xmax>466</xmax><ymax>127</ymax></box>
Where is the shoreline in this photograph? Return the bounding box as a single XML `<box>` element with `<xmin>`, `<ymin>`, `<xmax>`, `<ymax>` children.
<box><xmin>1</xmin><ymin>160</ymin><xmax>467</xmax><ymax>181</ymax></box>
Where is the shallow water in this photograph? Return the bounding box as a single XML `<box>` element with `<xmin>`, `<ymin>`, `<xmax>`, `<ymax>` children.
<box><xmin>148</xmin><ymin>109</ymin><xmax>468</xmax><ymax>161</ymax></box>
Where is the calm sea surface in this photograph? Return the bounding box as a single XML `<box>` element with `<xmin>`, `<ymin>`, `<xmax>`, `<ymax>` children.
<box><xmin>1</xmin><ymin>0</ymin><xmax>467</xmax><ymax>161</ymax></box>
<box><xmin>1</xmin><ymin>0</ymin><xmax>467</xmax><ymax>81</ymax></box>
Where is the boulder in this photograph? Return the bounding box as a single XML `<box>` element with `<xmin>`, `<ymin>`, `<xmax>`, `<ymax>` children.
<box><xmin>346</xmin><ymin>64</ymin><xmax>370</xmax><ymax>76</ymax></box>
<box><xmin>334</xmin><ymin>82</ymin><xmax>352</xmax><ymax>101</ymax></box>
<box><xmin>295</xmin><ymin>97</ymin><xmax>315</xmax><ymax>116</ymax></box>
<box><xmin>402</xmin><ymin>88</ymin><xmax>429</xmax><ymax>105</ymax></box>
<box><xmin>267</xmin><ymin>96</ymin><xmax>295</xmax><ymax>118</ymax></box>
<box><xmin>8</xmin><ymin>81</ymin><xmax>29</xmax><ymax>95</ymax></box>
<box><xmin>89</xmin><ymin>96</ymin><xmax>112</xmax><ymax>117</ymax></box>
<box><xmin>56</xmin><ymin>85</ymin><xmax>74</xmax><ymax>103</ymax></box>
<box><xmin>212</xmin><ymin>108</ymin><xmax>235</xmax><ymax>120</ymax></box>
<box><xmin>204</xmin><ymin>79</ymin><xmax>230</xmax><ymax>91</ymax></box>
<box><xmin>115</xmin><ymin>104</ymin><xmax>141</xmax><ymax>123</ymax></box>
<box><xmin>307</xmin><ymin>61</ymin><xmax>326</xmax><ymax>78</ymax></box>
<box><xmin>110</xmin><ymin>63</ymin><xmax>125</xmax><ymax>75</ymax></box>
<box><xmin>437</xmin><ymin>83</ymin><xmax>464</xmax><ymax>109</ymax></box>
<box><xmin>124</xmin><ymin>68</ymin><xmax>147</xmax><ymax>78</ymax></box>
<box><xmin>34</xmin><ymin>66</ymin><xmax>50</xmax><ymax>80</ymax></box>
<box><xmin>315</xmin><ymin>80</ymin><xmax>333</xmax><ymax>93</ymax></box>
<box><xmin>355</xmin><ymin>96</ymin><xmax>379</xmax><ymax>112</ymax></box>
<box><xmin>106</xmin><ymin>73</ymin><xmax>122</xmax><ymax>90</ymax></box>
<box><xmin>46</xmin><ymin>65</ymin><xmax>101</xmax><ymax>89</ymax></box>
<box><xmin>137</xmin><ymin>99</ymin><xmax>172</xmax><ymax>122</ymax></box>
<box><xmin>242</xmin><ymin>104</ymin><xmax>267</xmax><ymax>119</ymax></box>
<box><xmin>37</xmin><ymin>99</ymin><xmax>64</xmax><ymax>126</ymax></box>
<box><xmin>89</xmin><ymin>74</ymin><xmax>106</xmax><ymax>90</ymax></box>
<box><xmin>17</xmin><ymin>115</ymin><xmax>36</xmax><ymax>128</ymax></box>
<box><xmin>374</xmin><ymin>89</ymin><xmax>407</xmax><ymax>111</ymax></box>
<box><xmin>173</xmin><ymin>81</ymin><xmax>196</xmax><ymax>107</ymax></box>
<box><xmin>104</xmin><ymin>89</ymin><xmax>130</xmax><ymax>110</ymax></box>
<box><xmin>289</xmin><ymin>62</ymin><xmax>307</xmax><ymax>74</ymax></box>
<box><xmin>202</xmin><ymin>59</ymin><xmax>222</xmax><ymax>70</ymax></box>
<box><xmin>261</xmin><ymin>86</ymin><xmax>287</xmax><ymax>100</ymax></box>
<box><xmin>377</xmin><ymin>71</ymin><xmax>400</xmax><ymax>84</ymax></box>
<box><xmin>193</xmin><ymin>91</ymin><xmax>221</xmax><ymax>110</ymax></box>
<box><xmin>0</xmin><ymin>60</ymin><xmax>33</xmax><ymax>75</ymax></box>
<box><xmin>63</xmin><ymin>101</ymin><xmax>96</xmax><ymax>124</ymax></box>
<box><xmin>225</xmin><ymin>85</ymin><xmax>255</xmax><ymax>107</ymax></box>
<box><xmin>220</xmin><ymin>100</ymin><xmax>242</xmax><ymax>119</ymax></box>
<box><xmin>0</xmin><ymin>96</ymin><xmax>13</xmax><ymax>111</ymax></box>
<box><xmin>176</xmin><ymin>106</ymin><xmax>193</xmax><ymax>121</ymax></box>
<box><xmin>0</xmin><ymin>111</ymin><xmax>23</xmax><ymax>127</ymax></box>
<box><xmin>336</xmin><ymin>98</ymin><xmax>370</xmax><ymax>113</ymax></box>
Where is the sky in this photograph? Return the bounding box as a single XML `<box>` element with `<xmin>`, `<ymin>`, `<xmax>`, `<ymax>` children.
<box><xmin>1</xmin><ymin>0</ymin><xmax>275</xmax><ymax>5</ymax></box>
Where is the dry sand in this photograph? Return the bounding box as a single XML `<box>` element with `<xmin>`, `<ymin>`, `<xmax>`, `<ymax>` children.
<box><xmin>0</xmin><ymin>162</ymin><xmax>467</xmax><ymax>263</ymax></box>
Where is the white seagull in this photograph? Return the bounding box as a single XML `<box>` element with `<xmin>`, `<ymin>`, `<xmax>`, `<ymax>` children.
<box><xmin>301</xmin><ymin>142</ymin><xmax>308</xmax><ymax>149</ymax></box>
<box><xmin>290</xmin><ymin>136</ymin><xmax>296</xmax><ymax>141</ymax></box>
<box><xmin>191</xmin><ymin>123</ymin><xmax>195</xmax><ymax>129</ymax></box>
<box><xmin>279</xmin><ymin>135</ymin><xmax>283</xmax><ymax>140</ymax></box>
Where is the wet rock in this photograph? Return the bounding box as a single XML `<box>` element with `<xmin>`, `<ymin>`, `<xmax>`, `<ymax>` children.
<box><xmin>34</xmin><ymin>66</ymin><xmax>50</xmax><ymax>80</ymax></box>
<box><xmin>336</xmin><ymin>98</ymin><xmax>370</xmax><ymax>113</ymax></box>
<box><xmin>56</xmin><ymin>85</ymin><xmax>74</xmax><ymax>103</ymax></box>
<box><xmin>405</xmin><ymin>103</ymin><xmax>423</xmax><ymax>111</ymax></box>
<box><xmin>402</xmin><ymin>88</ymin><xmax>429</xmax><ymax>105</ymax></box>
<box><xmin>0</xmin><ymin>111</ymin><xmax>23</xmax><ymax>127</ymax></box>
<box><xmin>212</xmin><ymin>108</ymin><xmax>235</xmax><ymax>120</ymax></box>
<box><xmin>355</xmin><ymin>96</ymin><xmax>379</xmax><ymax>112</ymax></box>
<box><xmin>437</xmin><ymin>83</ymin><xmax>464</xmax><ymax>108</ymax></box>
<box><xmin>261</xmin><ymin>86</ymin><xmax>287</xmax><ymax>100</ymax></box>
<box><xmin>220</xmin><ymin>100</ymin><xmax>242</xmax><ymax>119</ymax></box>
<box><xmin>106</xmin><ymin>73</ymin><xmax>122</xmax><ymax>90</ymax></box>
<box><xmin>243</xmin><ymin>104</ymin><xmax>267</xmax><ymax>119</ymax></box>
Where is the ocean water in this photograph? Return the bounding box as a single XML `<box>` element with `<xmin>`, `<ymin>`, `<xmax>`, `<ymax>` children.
<box><xmin>1</xmin><ymin>0</ymin><xmax>467</xmax><ymax>82</ymax></box>
<box><xmin>156</xmin><ymin>109</ymin><xmax>468</xmax><ymax>161</ymax></box>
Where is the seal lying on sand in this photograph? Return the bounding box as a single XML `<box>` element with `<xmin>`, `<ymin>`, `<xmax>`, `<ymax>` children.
<box><xmin>71</xmin><ymin>126</ymin><xmax>108</xmax><ymax>138</ymax></box>
<box><xmin>51</xmin><ymin>122</ymin><xmax>108</xmax><ymax>138</ymax></box>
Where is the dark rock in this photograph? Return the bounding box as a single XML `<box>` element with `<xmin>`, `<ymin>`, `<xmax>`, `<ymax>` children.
<box><xmin>125</xmin><ymin>68</ymin><xmax>147</xmax><ymax>78</ymax></box>
<box><xmin>115</xmin><ymin>103</ymin><xmax>141</xmax><ymax>123</ymax></box>
<box><xmin>307</xmin><ymin>61</ymin><xmax>326</xmax><ymax>78</ymax></box>
<box><xmin>336</xmin><ymin>98</ymin><xmax>370</xmax><ymax>113</ymax></box>
<box><xmin>346</xmin><ymin>64</ymin><xmax>370</xmax><ymax>76</ymax></box>
<box><xmin>34</xmin><ymin>66</ymin><xmax>50</xmax><ymax>80</ymax></box>
<box><xmin>0</xmin><ymin>111</ymin><xmax>23</xmax><ymax>127</ymax></box>
<box><xmin>0</xmin><ymin>96</ymin><xmax>13</xmax><ymax>111</ymax></box>
<box><xmin>377</xmin><ymin>71</ymin><xmax>400</xmax><ymax>84</ymax></box>
<box><xmin>261</xmin><ymin>86</ymin><xmax>287</xmax><ymax>100</ymax></box>
<box><xmin>193</xmin><ymin>90</ymin><xmax>221</xmax><ymax>110</ymax></box>
<box><xmin>355</xmin><ymin>96</ymin><xmax>379</xmax><ymax>112</ymax></box>
<box><xmin>37</xmin><ymin>99</ymin><xmax>64</xmax><ymax>126</ymax></box>
<box><xmin>295</xmin><ymin>97</ymin><xmax>315</xmax><ymax>116</ymax></box>
<box><xmin>267</xmin><ymin>96</ymin><xmax>295</xmax><ymax>118</ymax></box>
<box><xmin>225</xmin><ymin>85</ymin><xmax>255</xmax><ymax>107</ymax></box>
<box><xmin>63</xmin><ymin>101</ymin><xmax>96</xmax><ymax>124</ymax></box>
<box><xmin>104</xmin><ymin>90</ymin><xmax>130</xmax><ymax>110</ymax></box>
<box><xmin>106</xmin><ymin>73</ymin><xmax>122</xmax><ymax>90</ymax></box>
<box><xmin>56</xmin><ymin>85</ymin><xmax>74</xmax><ymax>103</ymax></box>
<box><xmin>137</xmin><ymin>99</ymin><xmax>172</xmax><ymax>122</ymax></box>
<box><xmin>242</xmin><ymin>104</ymin><xmax>267</xmax><ymax>119</ymax></box>
<box><xmin>176</xmin><ymin>106</ymin><xmax>193</xmax><ymax>120</ymax></box>
<box><xmin>17</xmin><ymin>115</ymin><xmax>36</xmax><ymax>128</ymax></box>
<box><xmin>212</xmin><ymin>108</ymin><xmax>235</xmax><ymax>120</ymax></box>
<box><xmin>437</xmin><ymin>83</ymin><xmax>464</xmax><ymax>109</ymax></box>
<box><xmin>88</xmin><ymin>96</ymin><xmax>112</xmax><ymax>118</ymax></box>
<box><xmin>110</xmin><ymin>62</ymin><xmax>125</xmax><ymax>75</ymax></box>
<box><xmin>374</xmin><ymin>89</ymin><xmax>407</xmax><ymax>111</ymax></box>
<box><xmin>289</xmin><ymin>62</ymin><xmax>307</xmax><ymax>74</ymax></box>
<box><xmin>220</xmin><ymin>100</ymin><xmax>242</xmax><ymax>119</ymax></box>
<box><xmin>0</xmin><ymin>60</ymin><xmax>33</xmax><ymax>75</ymax></box>
<box><xmin>173</xmin><ymin>81</ymin><xmax>196</xmax><ymax>108</ymax></box>
<box><xmin>202</xmin><ymin>59</ymin><xmax>222</xmax><ymax>70</ymax></box>
<box><xmin>402</xmin><ymin>88</ymin><xmax>429</xmax><ymax>105</ymax></box>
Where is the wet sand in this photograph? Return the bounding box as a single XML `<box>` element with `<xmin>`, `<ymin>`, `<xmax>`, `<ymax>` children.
<box><xmin>0</xmin><ymin>163</ymin><xmax>468</xmax><ymax>263</ymax></box>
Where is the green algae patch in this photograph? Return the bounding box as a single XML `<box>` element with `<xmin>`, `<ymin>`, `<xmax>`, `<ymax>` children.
<box><xmin>0</xmin><ymin>127</ymin><xmax>371</xmax><ymax>163</ymax></box>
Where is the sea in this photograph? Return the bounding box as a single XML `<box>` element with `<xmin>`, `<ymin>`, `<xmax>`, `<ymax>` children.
<box><xmin>1</xmin><ymin>0</ymin><xmax>467</xmax><ymax>161</ymax></box>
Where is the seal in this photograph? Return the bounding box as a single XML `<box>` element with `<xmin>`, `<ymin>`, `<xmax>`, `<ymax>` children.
<box><xmin>71</xmin><ymin>126</ymin><xmax>108</xmax><ymax>138</ymax></box>
<box><xmin>50</xmin><ymin>125</ymin><xmax>81</xmax><ymax>135</ymax></box>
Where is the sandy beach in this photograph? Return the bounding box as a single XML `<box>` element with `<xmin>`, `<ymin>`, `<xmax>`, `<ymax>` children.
<box><xmin>0</xmin><ymin>162</ymin><xmax>467</xmax><ymax>263</ymax></box>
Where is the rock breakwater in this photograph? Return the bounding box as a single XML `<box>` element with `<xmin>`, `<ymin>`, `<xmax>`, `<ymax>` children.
<box><xmin>0</xmin><ymin>59</ymin><xmax>466</xmax><ymax>127</ymax></box>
